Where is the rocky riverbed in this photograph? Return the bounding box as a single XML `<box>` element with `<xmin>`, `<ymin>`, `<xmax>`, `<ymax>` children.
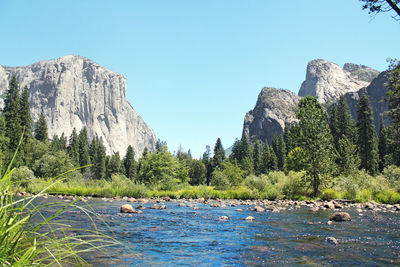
<box><xmin>23</xmin><ymin>192</ymin><xmax>400</xmax><ymax>265</ymax></box>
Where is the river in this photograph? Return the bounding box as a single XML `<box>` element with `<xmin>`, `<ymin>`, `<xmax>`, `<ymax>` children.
<box><xmin>34</xmin><ymin>197</ymin><xmax>400</xmax><ymax>266</ymax></box>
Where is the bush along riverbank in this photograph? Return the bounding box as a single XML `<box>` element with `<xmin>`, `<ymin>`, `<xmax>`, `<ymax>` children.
<box><xmin>13</xmin><ymin>167</ymin><xmax>400</xmax><ymax>204</ymax></box>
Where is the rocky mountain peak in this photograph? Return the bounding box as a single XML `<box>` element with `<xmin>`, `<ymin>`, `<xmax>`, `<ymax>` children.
<box><xmin>0</xmin><ymin>55</ymin><xmax>156</xmax><ymax>158</ymax></box>
<box><xmin>242</xmin><ymin>87</ymin><xmax>300</xmax><ymax>144</ymax></box>
<box><xmin>298</xmin><ymin>59</ymin><xmax>371</xmax><ymax>104</ymax></box>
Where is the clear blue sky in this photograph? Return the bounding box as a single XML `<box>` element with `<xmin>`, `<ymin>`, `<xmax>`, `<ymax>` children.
<box><xmin>0</xmin><ymin>1</ymin><xmax>399</xmax><ymax>158</ymax></box>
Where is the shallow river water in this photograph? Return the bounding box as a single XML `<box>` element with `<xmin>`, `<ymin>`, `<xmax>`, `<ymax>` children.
<box><xmin>35</xmin><ymin>198</ymin><xmax>400</xmax><ymax>266</ymax></box>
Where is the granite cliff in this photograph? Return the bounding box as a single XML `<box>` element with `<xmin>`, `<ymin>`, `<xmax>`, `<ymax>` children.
<box><xmin>0</xmin><ymin>55</ymin><xmax>156</xmax><ymax>158</ymax></box>
<box><xmin>243</xmin><ymin>59</ymin><xmax>384</xmax><ymax>144</ymax></box>
<box><xmin>242</xmin><ymin>87</ymin><xmax>300</xmax><ymax>144</ymax></box>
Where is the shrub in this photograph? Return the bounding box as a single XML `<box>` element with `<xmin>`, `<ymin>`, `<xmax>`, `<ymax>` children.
<box><xmin>382</xmin><ymin>165</ymin><xmax>400</xmax><ymax>191</ymax></box>
<box><xmin>11</xmin><ymin>166</ymin><xmax>35</xmax><ymax>187</ymax></box>
<box><xmin>320</xmin><ymin>188</ymin><xmax>339</xmax><ymax>201</ymax></box>
<box><xmin>277</xmin><ymin>171</ymin><xmax>307</xmax><ymax>199</ymax></box>
<box><xmin>210</xmin><ymin>169</ymin><xmax>230</xmax><ymax>190</ymax></box>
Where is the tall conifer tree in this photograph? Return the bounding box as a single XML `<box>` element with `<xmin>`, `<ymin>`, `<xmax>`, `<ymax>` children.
<box><xmin>3</xmin><ymin>76</ymin><xmax>22</xmax><ymax>154</ymax></box>
<box><xmin>356</xmin><ymin>94</ymin><xmax>379</xmax><ymax>174</ymax></box>
<box><xmin>34</xmin><ymin>110</ymin><xmax>48</xmax><ymax>142</ymax></box>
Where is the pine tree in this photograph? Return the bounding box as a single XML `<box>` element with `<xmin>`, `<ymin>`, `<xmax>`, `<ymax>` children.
<box><xmin>296</xmin><ymin>96</ymin><xmax>334</xmax><ymax>196</ymax></box>
<box><xmin>68</xmin><ymin>128</ymin><xmax>80</xmax><ymax>165</ymax></box>
<box><xmin>93</xmin><ymin>137</ymin><xmax>106</xmax><ymax>179</ymax></box>
<box><xmin>202</xmin><ymin>145</ymin><xmax>212</xmax><ymax>185</ymax></box>
<box><xmin>212</xmin><ymin>138</ymin><xmax>225</xmax><ymax>170</ymax></box>
<box><xmin>3</xmin><ymin>76</ymin><xmax>22</xmax><ymax>154</ymax></box>
<box><xmin>261</xmin><ymin>141</ymin><xmax>277</xmax><ymax>173</ymax></box>
<box><xmin>34</xmin><ymin>110</ymin><xmax>48</xmax><ymax>142</ymax></box>
<box><xmin>78</xmin><ymin>127</ymin><xmax>91</xmax><ymax>172</ymax></box>
<box><xmin>272</xmin><ymin>135</ymin><xmax>286</xmax><ymax>171</ymax></box>
<box><xmin>378</xmin><ymin>116</ymin><xmax>388</xmax><ymax>172</ymax></box>
<box><xmin>337</xmin><ymin>96</ymin><xmax>357</xmax><ymax>142</ymax></box>
<box><xmin>108</xmin><ymin>152</ymin><xmax>122</xmax><ymax>177</ymax></box>
<box><xmin>19</xmin><ymin>86</ymin><xmax>33</xmax><ymax>166</ymax></box>
<box><xmin>252</xmin><ymin>140</ymin><xmax>262</xmax><ymax>175</ymax></box>
<box><xmin>356</xmin><ymin>94</ymin><xmax>379</xmax><ymax>175</ymax></box>
<box><xmin>329</xmin><ymin>104</ymin><xmax>340</xmax><ymax>150</ymax></box>
<box><xmin>123</xmin><ymin>145</ymin><xmax>137</xmax><ymax>179</ymax></box>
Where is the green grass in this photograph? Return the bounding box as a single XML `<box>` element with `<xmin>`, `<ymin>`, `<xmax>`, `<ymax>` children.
<box><xmin>1</xmin><ymin>159</ymin><xmax>119</xmax><ymax>265</ymax></box>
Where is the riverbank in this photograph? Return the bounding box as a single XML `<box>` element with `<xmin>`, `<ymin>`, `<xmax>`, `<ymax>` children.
<box><xmin>16</xmin><ymin>191</ymin><xmax>400</xmax><ymax>214</ymax></box>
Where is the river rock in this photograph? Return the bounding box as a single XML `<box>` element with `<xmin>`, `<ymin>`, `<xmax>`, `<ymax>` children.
<box><xmin>330</xmin><ymin>212</ymin><xmax>351</xmax><ymax>222</ymax></box>
<box><xmin>236</xmin><ymin>208</ymin><xmax>243</xmax><ymax>212</ymax></box>
<box><xmin>120</xmin><ymin>204</ymin><xmax>135</xmax><ymax>213</ymax></box>
<box><xmin>325</xmin><ymin>236</ymin><xmax>338</xmax><ymax>246</ymax></box>
<box><xmin>253</xmin><ymin>206</ymin><xmax>265</xmax><ymax>212</ymax></box>
<box><xmin>219</xmin><ymin>216</ymin><xmax>229</xmax><ymax>221</ymax></box>
<box><xmin>178</xmin><ymin>203</ymin><xmax>186</xmax><ymax>207</ymax></box>
<box><xmin>324</xmin><ymin>202</ymin><xmax>335</xmax><ymax>210</ymax></box>
<box><xmin>364</xmin><ymin>203</ymin><xmax>375</xmax><ymax>210</ymax></box>
<box><xmin>245</xmin><ymin>216</ymin><xmax>255</xmax><ymax>221</ymax></box>
<box><xmin>309</xmin><ymin>207</ymin><xmax>319</xmax><ymax>212</ymax></box>
<box><xmin>137</xmin><ymin>205</ymin><xmax>146</xmax><ymax>210</ymax></box>
<box><xmin>127</xmin><ymin>197</ymin><xmax>137</xmax><ymax>202</ymax></box>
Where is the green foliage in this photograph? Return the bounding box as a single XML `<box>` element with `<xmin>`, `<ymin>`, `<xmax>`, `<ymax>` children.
<box><xmin>221</xmin><ymin>161</ymin><xmax>245</xmax><ymax>187</ymax></box>
<box><xmin>357</xmin><ymin>93</ymin><xmax>379</xmax><ymax>175</ymax></box>
<box><xmin>188</xmin><ymin>159</ymin><xmax>206</xmax><ymax>185</ymax></box>
<box><xmin>68</xmin><ymin>128</ymin><xmax>80</xmax><ymax>164</ymax></box>
<box><xmin>378</xmin><ymin>116</ymin><xmax>388</xmax><ymax>171</ymax></box>
<box><xmin>385</xmin><ymin>61</ymin><xmax>400</xmax><ymax>166</ymax></box>
<box><xmin>138</xmin><ymin>146</ymin><xmax>188</xmax><ymax>186</ymax></box>
<box><xmin>0</xmin><ymin>158</ymin><xmax>119</xmax><ymax>265</ymax></box>
<box><xmin>11</xmin><ymin>166</ymin><xmax>35</xmax><ymax>187</ymax></box>
<box><xmin>336</xmin><ymin>136</ymin><xmax>360</xmax><ymax>176</ymax></box>
<box><xmin>34</xmin><ymin>110</ymin><xmax>48</xmax><ymax>142</ymax></box>
<box><xmin>296</xmin><ymin>96</ymin><xmax>335</xmax><ymax>196</ymax></box>
<box><xmin>261</xmin><ymin>141</ymin><xmax>277</xmax><ymax>173</ymax></box>
<box><xmin>252</xmin><ymin>140</ymin><xmax>262</xmax><ymax>175</ymax></box>
<box><xmin>272</xmin><ymin>135</ymin><xmax>286</xmax><ymax>171</ymax></box>
<box><xmin>33</xmin><ymin>150</ymin><xmax>82</xmax><ymax>180</ymax></box>
<box><xmin>244</xmin><ymin>174</ymin><xmax>279</xmax><ymax>200</ymax></box>
<box><xmin>3</xmin><ymin>76</ymin><xmax>22</xmax><ymax>155</ymax></box>
<box><xmin>212</xmin><ymin>137</ymin><xmax>225</xmax><ymax>170</ymax></box>
<box><xmin>108</xmin><ymin>152</ymin><xmax>122</xmax><ymax>177</ymax></box>
<box><xmin>210</xmin><ymin>169</ymin><xmax>230</xmax><ymax>190</ymax></box>
<box><xmin>337</xmin><ymin>96</ymin><xmax>357</xmax><ymax>142</ymax></box>
<box><xmin>320</xmin><ymin>188</ymin><xmax>339</xmax><ymax>201</ymax></box>
<box><xmin>276</xmin><ymin>171</ymin><xmax>307</xmax><ymax>200</ymax></box>
<box><xmin>382</xmin><ymin>165</ymin><xmax>400</xmax><ymax>191</ymax></box>
<box><xmin>123</xmin><ymin>145</ymin><xmax>137</xmax><ymax>179</ymax></box>
<box><xmin>78</xmin><ymin>127</ymin><xmax>91</xmax><ymax>173</ymax></box>
<box><xmin>285</xmin><ymin>147</ymin><xmax>308</xmax><ymax>172</ymax></box>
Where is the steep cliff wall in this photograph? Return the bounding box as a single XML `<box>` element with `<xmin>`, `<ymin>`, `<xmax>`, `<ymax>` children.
<box><xmin>0</xmin><ymin>55</ymin><xmax>156</xmax><ymax>158</ymax></box>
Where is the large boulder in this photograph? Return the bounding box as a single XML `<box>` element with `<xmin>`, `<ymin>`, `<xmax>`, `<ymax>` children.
<box><xmin>120</xmin><ymin>204</ymin><xmax>136</xmax><ymax>213</ymax></box>
<box><xmin>330</xmin><ymin>212</ymin><xmax>351</xmax><ymax>222</ymax></box>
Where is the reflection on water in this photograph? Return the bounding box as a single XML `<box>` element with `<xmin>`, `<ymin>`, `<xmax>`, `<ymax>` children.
<box><xmin>32</xmin><ymin>198</ymin><xmax>400</xmax><ymax>266</ymax></box>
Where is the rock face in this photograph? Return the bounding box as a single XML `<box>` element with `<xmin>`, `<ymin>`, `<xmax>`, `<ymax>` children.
<box><xmin>242</xmin><ymin>87</ymin><xmax>300</xmax><ymax>144</ymax></box>
<box><xmin>298</xmin><ymin>59</ymin><xmax>371</xmax><ymax>104</ymax></box>
<box><xmin>242</xmin><ymin>59</ymin><xmax>384</xmax><ymax>144</ymax></box>
<box><xmin>343</xmin><ymin>63</ymin><xmax>380</xmax><ymax>83</ymax></box>
<box><xmin>0</xmin><ymin>55</ymin><xmax>156</xmax><ymax>158</ymax></box>
<box><xmin>343</xmin><ymin>71</ymin><xmax>390</xmax><ymax>130</ymax></box>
